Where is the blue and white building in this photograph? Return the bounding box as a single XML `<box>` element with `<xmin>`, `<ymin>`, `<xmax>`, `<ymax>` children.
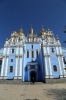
<box><xmin>0</xmin><ymin>27</ymin><xmax>66</xmax><ymax>82</ymax></box>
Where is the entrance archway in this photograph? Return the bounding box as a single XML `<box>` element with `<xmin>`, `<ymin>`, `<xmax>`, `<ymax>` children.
<box><xmin>30</xmin><ymin>71</ymin><xmax>36</xmax><ymax>82</ymax></box>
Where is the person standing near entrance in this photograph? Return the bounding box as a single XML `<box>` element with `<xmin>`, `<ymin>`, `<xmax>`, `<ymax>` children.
<box><xmin>33</xmin><ymin>77</ymin><xmax>34</xmax><ymax>84</ymax></box>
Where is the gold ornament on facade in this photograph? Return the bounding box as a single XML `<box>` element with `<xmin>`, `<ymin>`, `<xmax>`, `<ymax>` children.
<box><xmin>18</xmin><ymin>28</ymin><xmax>25</xmax><ymax>36</ymax></box>
<box><xmin>15</xmin><ymin>55</ymin><xmax>18</xmax><ymax>58</ymax></box>
<box><xmin>60</xmin><ymin>53</ymin><xmax>63</xmax><ymax>56</ymax></box>
<box><xmin>15</xmin><ymin>36</ymin><xmax>18</xmax><ymax>38</ymax></box>
<box><xmin>47</xmin><ymin>54</ymin><xmax>50</xmax><ymax>57</ymax></box>
<box><xmin>6</xmin><ymin>55</ymin><xmax>9</xmax><ymax>58</ymax></box>
<box><xmin>44</xmin><ymin>55</ymin><xmax>46</xmax><ymax>57</ymax></box>
<box><xmin>2</xmin><ymin>56</ymin><xmax>5</xmax><ymax>58</ymax></box>
<box><xmin>19</xmin><ymin>55</ymin><xmax>22</xmax><ymax>58</ymax></box>
<box><xmin>56</xmin><ymin>54</ymin><xmax>59</xmax><ymax>56</ymax></box>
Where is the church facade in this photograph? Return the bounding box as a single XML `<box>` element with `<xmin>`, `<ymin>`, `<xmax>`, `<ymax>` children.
<box><xmin>0</xmin><ymin>27</ymin><xmax>66</xmax><ymax>83</ymax></box>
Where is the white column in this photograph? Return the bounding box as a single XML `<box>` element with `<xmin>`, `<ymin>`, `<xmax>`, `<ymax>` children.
<box><xmin>18</xmin><ymin>47</ymin><xmax>23</xmax><ymax>79</ymax></box>
<box><xmin>47</xmin><ymin>47</ymin><xmax>53</xmax><ymax>78</ymax></box>
<box><xmin>61</xmin><ymin>57</ymin><xmax>66</xmax><ymax>77</ymax></box>
<box><xmin>44</xmin><ymin>56</ymin><xmax>49</xmax><ymax>78</ymax></box>
<box><xmin>59</xmin><ymin>47</ymin><xmax>62</xmax><ymax>54</ymax></box>
<box><xmin>56</xmin><ymin>47</ymin><xmax>59</xmax><ymax>55</ymax></box>
<box><xmin>58</xmin><ymin>56</ymin><xmax>63</xmax><ymax>77</ymax></box>
<box><xmin>57</xmin><ymin>47</ymin><xmax>63</xmax><ymax>78</ymax></box>
<box><xmin>43</xmin><ymin>47</ymin><xmax>49</xmax><ymax>78</ymax></box>
<box><xmin>47</xmin><ymin>47</ymin><xmax>50</xmax><ymax>54</ymax></box>
<box><xmin>14</xmin><ymin>47</ymin><xmax>18</xmax><ymax>79</ymax></box>
<box><xmin>1</xmin><ymin>48</ymin><xmax>6</xmax><ymax>78</ymax></box>
<box><xmin>1</xmin><ymin>58</ymin><xmax>5</xmax><ymax>78</ymax></box>
<box><xmin>4</xmin><ymin>58</ymin><xmax>8</xmax><ymax>78</ymax></box>
<box><xmin>4</xmin><ymin>47</ymin><xmax>10</xmax><ymax>79</ymax></box>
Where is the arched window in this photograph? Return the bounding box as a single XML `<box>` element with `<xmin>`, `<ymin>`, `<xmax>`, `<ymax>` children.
<box><xmin>26</xmin><ymin>50</ymin><xmax>29</xmax><ymax>58</ymax></box>
<box><xmin>32</xmin><ymin>51</ymin><xmax>34</xmax><ymax>58</ymax></box>
<box><xmin>12</xmin><ymin>49</ymin><xmax>14</xmax><ymax>53</ymax></box>
<box><xmin>31</xmin><ymin>45</ymin><xmax>33</xmax><ymax>49</ymax></box>
<box><xmin>53</xmin><ymin>65</ymin><xmax>57</xmax><ymax>71</ymax></box>
<box><xmin>36</xmin><ymin>50</ymin><xmax>38</xmax><ymax>58</ymax></box>
<box><xmin>63</xmin><ymin>56</ymin><xmax>66</xmax><ymax>64</ymax></box>
<box><xmin>10</xmin><ymin>66</ymin><xmax>13</xmax><ymax>72</ymax></box>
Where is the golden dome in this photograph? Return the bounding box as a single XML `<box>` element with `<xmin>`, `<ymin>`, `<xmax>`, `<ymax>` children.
<box><xmin>29</xmin><ymin>27</ymin><xmax>34</xmax><ymax>34</ymax></box>
<box><xmin>18</xmin><ymin>28</ymin><xmax>24</xmax><ymax>36</ymax></box>
<box><xmin>40</xmin><ymin>28</ymin><xmax>46</xmax><ymax>35</ymax></box>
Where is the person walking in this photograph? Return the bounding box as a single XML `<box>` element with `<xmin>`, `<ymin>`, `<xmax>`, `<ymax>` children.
<box><xmin>33</xmin><ymin>77</ymin><xmax>34</xmax><ymax>84</ymax></box>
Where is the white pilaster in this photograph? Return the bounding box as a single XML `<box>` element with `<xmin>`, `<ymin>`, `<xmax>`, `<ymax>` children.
<box><xmin>44</xmin><ymin>56</ymin><xmax>49</xmax><ymax>78</ymax></box>
<box><xmin>4</xmin><ymin>47</ymin><xmax>10</xmax><ymax>78</ymax></box>
<box><xmin>56</xmin><ymin>47</ymin><xmax>59</xmax><ymax>55</ymax></box>
<box><xmin>59</xmin><ymin>47</ymin><xmax>62</xmax><ymax>54</ymax></box>
<box><xmin>14</xmin><ymin>47</ymin><xmax>18</xmax><ymax>79</ymax></box>
<box><xmin>47</xmin><ymin>47</ymin><xmax>53</xmax><ymax>78</ymax></box>
<box><xmin>4</xmin><ymin>58</ymin><xmax>8</xmax><ymax>78</ymax></box>
<box><xmin>1</xmin><ymin>48</ymin><xmax>6</xmax><ymax>78</ymax></box>
<box><xmin>18</xmin><ymin>47</ymin><xmax>23</xmax><ymax>79</ymax></box>
<box><xmin>61</xmin><ymin>57</ymin><xmax>66</xmax><ymax>77</ymax></box>
<box><xmin>48</xmin><ymin>57</ymin><xmax>53</xmax><ymax>78</ymax></box>
<box><xmin>43</xmin><ymin>47</ymin><xmax>49</xmax><ymax>78</ymax></box>
<box><xmin>1</xmin><ymin>58</ymin><xmax>5</xmax><ymax>78</ymax></box>
<box><xmin>58</xmin><ymin>56</ymin><xmax>63</xmax><ymax>77</ymax></box>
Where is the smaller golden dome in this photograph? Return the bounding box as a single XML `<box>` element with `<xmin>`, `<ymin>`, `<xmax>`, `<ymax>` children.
<box><xmin>29</xmin><ymin>27</ymin><xmax>34</xmax><ymax>34</ymax></box>
<box><xmin>18</xmin><ymin>28</ymin><xmax>24</xmax><ymax>36</ymax></box>
<box><xmin>40</xmin><ymin>28</ymin><xmax>46</xmax><ymax>35</ymax></box>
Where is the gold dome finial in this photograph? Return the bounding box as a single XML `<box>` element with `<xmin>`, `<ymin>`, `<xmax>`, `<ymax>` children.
<box><xmin>18</xmin><ymin>28</ymin><xmax>25</xmax><ymax>36</ymax></box>
<box><xmin>40</xmin><ymin>25</ymin><xmax>46</xmax><ymax>35</ymax></box>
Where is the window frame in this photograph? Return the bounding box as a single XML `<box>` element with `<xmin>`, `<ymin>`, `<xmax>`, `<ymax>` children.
<box><xmin>36</xmin><ymin>50</ymin><xmax>38</xmax><ymax>58</ymax></box>
<box><xmin>63</xmin><ymin>56</ymin><xmax>66</xmax><ymax>64</ymax></box>
<box><xmin>10</xmin><ymin>66</ymin><xmax>13</xmax><ymax>72</ymax></box>
<box><xmin>11</xmin><ymin>59</ymin><xmax>13</xmax><ymax>62</ymax></box>
<box><xmin>53</xmin><ymin>65</ymin><xmax>57</xmax><ymax>72</ymax></box>
<box><xmin>26</xmin><ymin>50</ymin><xmax>29</xmax><ymax>58</ymax></box>
<box><xmin>12</xmin><ymin>49</ymin><xmax>14</xmax><ymax>53</ymax></box>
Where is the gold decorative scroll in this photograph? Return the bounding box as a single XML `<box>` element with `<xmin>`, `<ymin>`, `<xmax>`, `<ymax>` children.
<box><xmin>47</xmin><ymin>54</ymin><xmax>50</xmax><ymax>57</ymax></box>
<box><xmin>44</xmin><ymin>55</ymin><xmax>46</xmax><ymax>57</ymax></box>
<box><xmin>60</xmin><ymin>53</ymin><xmax>63</xmax><ymax>56</ymax></box>
<box><xmin>15</xmin><ymin>55</ymin><xmax>18</xmax><ymax>58</ymax></box>
<box><xmin>19</xmin><ymin>55</ymin><xmax>22</xmax><ymax>58</ymax></box>
<box><xmin>2</xmin><ymin>56</ymin><xmax>5</xmax><ymax>58</ymax></box>
<box><xmin>6</xmin><ymin>55</ymin><xmax>9</xmax><ymax>58</ymax></box>
<box><xmin>56</xmin><ymin>54</ymin><xmax>59</xmax><ymax>56</ymax></box>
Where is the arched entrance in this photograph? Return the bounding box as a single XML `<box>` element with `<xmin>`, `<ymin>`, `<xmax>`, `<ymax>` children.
<box><xmin>30</xmin><ymin>71</ymin><xmax>36</xmax><ymax>82</ymax></box>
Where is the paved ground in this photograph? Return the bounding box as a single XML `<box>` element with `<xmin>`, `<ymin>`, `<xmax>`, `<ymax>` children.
<box><xmin>0</xmin><ymin>82</ymin><xmax>66</xmax><ymax>100</ymax></box>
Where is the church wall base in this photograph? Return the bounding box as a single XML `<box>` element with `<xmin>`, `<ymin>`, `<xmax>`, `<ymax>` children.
<box><xmin>45</xmin><ymin>78</ymin><xmax>66</xmax><ymax>84</ymax></box>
